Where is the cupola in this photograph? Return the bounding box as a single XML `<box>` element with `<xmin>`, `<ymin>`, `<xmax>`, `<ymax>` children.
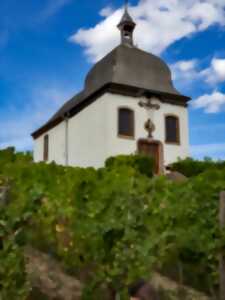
<box><xmin>117</xmin><ymin>2</ymin><xmax>136</xmax><ymax>47</ymax></box>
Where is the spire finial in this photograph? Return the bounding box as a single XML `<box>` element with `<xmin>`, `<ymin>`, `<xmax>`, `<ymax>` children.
<box><xmin>117</xmin><ymin>1</ymin><xmax>136</xmax><ymax>47</ymax></box>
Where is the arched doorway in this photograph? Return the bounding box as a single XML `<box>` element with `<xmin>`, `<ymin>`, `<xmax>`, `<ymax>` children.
<box><xmin>137</xmin><ymin>139</ymin><xmax>164</xmax><ymax>174</ymax></box>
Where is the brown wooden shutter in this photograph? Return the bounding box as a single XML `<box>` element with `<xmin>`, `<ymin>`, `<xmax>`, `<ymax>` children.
<box><xmin>118</xmin><ymin>108</ymin><xmax>134</xmax><ymax>137</ymax></box>
<box><xmin>165</xmin><ymin>116</ymin><xmax>180</xmax><ymax>143</ymax></box>
<box><xmin>43</xmin><ymin>135</ymin><xmax>49</xmax><ymax>161</ymax></box>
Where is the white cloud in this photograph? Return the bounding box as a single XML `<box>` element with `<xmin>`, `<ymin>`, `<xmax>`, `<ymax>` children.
<box><xmin>189</xmin><ymin>2</ymin><xmax>225</xmax><ymax>30</ymax></box>
<box><xmin>171</xmin><ymin>59</ymin><xmax>199</xmax><ymax>81</ymax></box>
<box><xmin>192</xmin><ymin>91</ymin><xmax>225</xmax><ymax>113</ymax></box>
<box><xmin>170</xmin><ymin>55</ymin><xmax>225</xmax><ymax>95</ymax></box>
<box><xmin>175</xmin><ymin>60</ymin><xmax>198</xmax><ymax>72</ymax></box>
<box><xmin>39</xmin><ymin>0</ymin><xmax>72</xmax><ymax>21</ymax></box>
<box><xmin>69</xmin><ymin>0</ymin><xmax>225</xmax><ymax>62</ymax></box>
<box><xmin>100</xmin><ymin>6</ymin><xmax>114</xmax><ymax>17</ymax></box>
<box><xmin>170</xmin><ymin>59</ymin><xmax>205</xmax><ymax>94</ymax></box>
<box><xmin>0</xmin><ymin>85</ymin><xmax>75</xmax><ymax>151</ymax></box>
<box><xmin>202</xmin><ymin>58</ymin><xmax>225</xmax><ymax>84</ymax></box>
<box><xmin>191</xmin><ymin>143</ymin><xmax>225</xmax><ymax>159</ymax></box>
<box><xmin>69</xmin><ymin>9</ymin><xmax>121</xmax><ymax>62</ymax></box>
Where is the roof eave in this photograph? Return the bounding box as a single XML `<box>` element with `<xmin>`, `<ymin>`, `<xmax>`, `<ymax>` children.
<box><xmin>32</xmin><ymin>83</ymin><xmax>190</xmax><ymax>140</ymax></box>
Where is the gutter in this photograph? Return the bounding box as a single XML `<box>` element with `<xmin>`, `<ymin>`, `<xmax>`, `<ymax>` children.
<box><xmin>64</xmin><ymin>113</ymin><xmax>70</xmax><ymax>166</ymax></box>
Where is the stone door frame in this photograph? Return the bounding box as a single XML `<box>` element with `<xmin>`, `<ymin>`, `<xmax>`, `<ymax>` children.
<box><xmin>137</xmin><ymin>138</ymin><xmax>164</xmax><ymax>174</ymax></box>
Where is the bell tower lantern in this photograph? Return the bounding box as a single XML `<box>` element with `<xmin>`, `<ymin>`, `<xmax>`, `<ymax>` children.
<box><xmin>117</xmin><ymin>1</ymin><xmax>136</xmax><ymax>47</ymax></box>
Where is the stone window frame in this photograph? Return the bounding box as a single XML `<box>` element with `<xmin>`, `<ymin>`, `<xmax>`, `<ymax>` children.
<box><xmin>118</xmin><ymin>107</ymin><xmax>135</xmax><ymax>140</ymax></box>
<box><xmin>165</xmin><ymin>114</ymin><xmax>180</xmax><ymax>145</ymax></box>
<box><xmin>43</xmin><ymin>134</ymin><xmax>49</xmax><ymax>161</ymax></box>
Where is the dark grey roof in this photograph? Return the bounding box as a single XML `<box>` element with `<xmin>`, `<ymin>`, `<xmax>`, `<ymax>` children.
<box><xmin>32</xmin><ymin>44</ymin><xmax>189</xmax><ymax>138</ymax></box>
<box><xmin>85</xmin><ymin>44</ymin><xmax>181</xmax><ymax>97</ymax></box>
<box><xmin>48</xmin><ymin>91</ymin><xmax>85</xmax><ymax>122</ymax></box>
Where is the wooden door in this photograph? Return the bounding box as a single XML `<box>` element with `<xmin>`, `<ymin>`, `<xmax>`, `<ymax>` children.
<box><xmin>138</xmin><ymin>140</ymin><xmax>160</xmax><ymax>174</ymax></box>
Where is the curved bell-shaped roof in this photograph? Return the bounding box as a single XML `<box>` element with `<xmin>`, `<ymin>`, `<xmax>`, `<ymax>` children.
<box><xmin>85</xmin><ymin>44</ymin><xmax>181</xmax><ymax>97</ymax></box>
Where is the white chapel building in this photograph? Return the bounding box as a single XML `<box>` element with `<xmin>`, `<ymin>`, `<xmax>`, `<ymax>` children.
<box><xmin>32</xmin><ymin>7</ymin><xmax>190</xmax><ymax>172</ymax></box>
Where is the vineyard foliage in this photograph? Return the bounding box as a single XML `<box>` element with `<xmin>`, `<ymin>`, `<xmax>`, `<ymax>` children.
<box><xmin>170</xmin><ymin>157</ymin><xmax>225</xmax><ymax>177</ymax></box>
<box><xmin>0</xmin><ymin>148</ymin><xmax>225</xmax><ymax>299</ymax></box>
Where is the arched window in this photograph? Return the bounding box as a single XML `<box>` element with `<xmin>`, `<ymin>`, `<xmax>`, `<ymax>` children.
<box><xmin>165</xmin><ymin>115</ymin><xmax>180</xmax><ymax>144</ymax></box>
<box><xmin>43</xmin><ymin>134</ymin><xmax>49</xmax><ymax>161</ymax></box>
<box><xmin>118</xmin><ymin>108</ymin><xmax>134</xmax><ymax>138</ymax></box>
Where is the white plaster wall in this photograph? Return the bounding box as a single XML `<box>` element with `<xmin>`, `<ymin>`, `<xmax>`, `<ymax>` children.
<box><xmin>33</xmin><ymin>135</ymin><xmax>44</xmax><ymax>162</ymax></box>
<box><xmin>33</xmin><ymin>121</ymin><xmax>66</xmax><ymax>165</ymax></box>
<box><xmin>33</xmin><ymin>92</ymin><xmax>189</xmax><ymax>168</ymax></box>
<box><xmin>154</xmin><ymin>99</ymin><xmax>190</xmax><ymax>165</ymax></box>
<box><xmin>68</xmin><ymin>94</ymin><xmax>109</xmax><ymax>168</ymax></box>
<box><xmin>104</xmin><ymin>93</ymin><xmax>189</xmax><ymax>166</ymax></box>
<box><xmin>105</xmin><ymin>93</ymin><xmax>146</xmax><ymax>157</ymax></box>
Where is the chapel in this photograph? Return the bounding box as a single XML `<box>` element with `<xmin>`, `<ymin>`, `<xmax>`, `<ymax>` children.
<box><xmin>32</xmin><ymin>4</ymin><xmax>190</xmax><ymax>173</ymax></box>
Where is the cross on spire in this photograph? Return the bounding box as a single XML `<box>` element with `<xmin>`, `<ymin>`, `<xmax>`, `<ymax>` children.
<box><xmin>117</xmin><ymin>1</ymin><xmax>136</xmax><ymax>47</ymax></box>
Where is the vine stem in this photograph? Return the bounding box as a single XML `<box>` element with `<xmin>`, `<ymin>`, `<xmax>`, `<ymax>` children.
<box><xmin>115</xmin><ymin>292</ymin><xmax>121</xmax><ymax>300</ymax></box>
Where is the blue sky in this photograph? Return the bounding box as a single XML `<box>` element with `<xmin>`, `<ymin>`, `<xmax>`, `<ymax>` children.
<box><xmin>0</xmin><ymin>0</ymin><xmax>225</xmax><ymax>160</ymax></box>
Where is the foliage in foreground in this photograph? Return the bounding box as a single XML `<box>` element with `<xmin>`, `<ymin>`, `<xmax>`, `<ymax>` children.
<box><xmin>170</xmin><ymin>157</ymin><xmax>225</xmax><ymax>177</ymax></box>
<box><xmin>105</xmin><ymin>154</ymin><xmax>154</xmax><ymax>178</ymax></box>
<box><xmin>0</xmin><ymin>148</ymin><xmax>225</xmax><ymax>299</ymax></box>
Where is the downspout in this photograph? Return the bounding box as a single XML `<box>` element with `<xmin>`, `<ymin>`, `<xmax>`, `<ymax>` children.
<box><xmin>64</xmin><ymin>113</ymin><xmax>70</xmax><ymax>166</ymax></box>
